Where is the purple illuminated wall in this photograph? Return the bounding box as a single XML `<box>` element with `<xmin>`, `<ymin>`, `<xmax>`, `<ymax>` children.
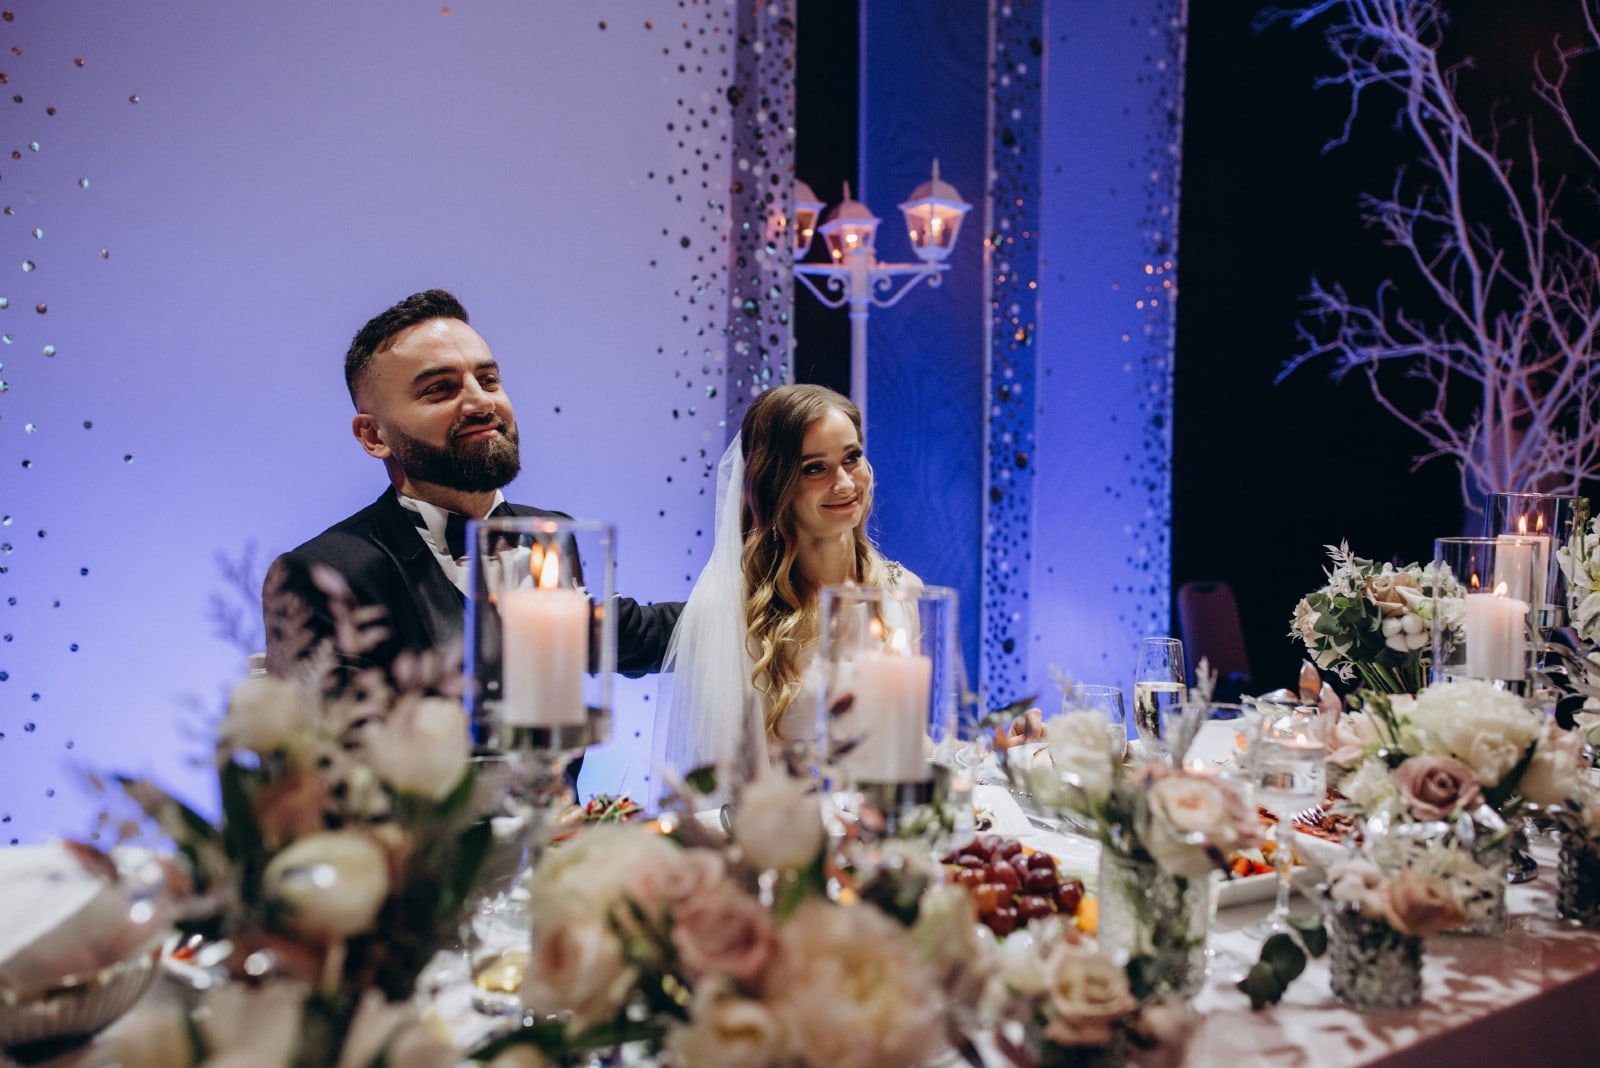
<box><xmin>0</xmin><ymin>1</ymin><xmax>774</xmax><ymax>844</ymax></box>
<box><xmin>1</xmin><ymin>0</ymin><xmax>1183</xmax><ymax>846</ymax></box>
<box><xmin>861</xmin><ymin>1</ymin><xmax>1185</xmax><ymax>711</ymax></box>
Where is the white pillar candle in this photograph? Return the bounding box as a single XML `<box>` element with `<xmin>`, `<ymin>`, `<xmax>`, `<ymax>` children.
<box><xmin>847</xmin><ymin>645</ymin><xmax>932</xmax><ymax>783</ymax></box>
<box><xmin>1463</xmin><ymin>584</ymin><xmax>1529</xmax><ymax>681</ymax></box>
<box><xmin>1493</xmin><ymin>534</ymin><xmax>1548</xmax><ymax>609</ymax></box>
<box><xmin>497</xmin><ymin>549</ymin><xmax>589</xmax><ymax>727</ymax></box>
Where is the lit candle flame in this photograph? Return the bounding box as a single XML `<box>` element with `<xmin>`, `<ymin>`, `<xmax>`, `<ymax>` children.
<box><xmin>1470</xmin><ymin>572</ymin><xmax>1481</xmax><ymax>592</ymax></box>
<box><xmin>888</xmin><ymin>626</ymin><xmax>909</xmax><ymax>654</ymax></box>
<box><xmin>1493</xmin><ymin>580</ymin><xmax>1509</xmax><ymax>599</ymax></box>
<box><xmin>532</xmin><ymin>544</ymin><xmax>561</xmax><ymax>590</ymax></box>
<box><xmin>1519</xmin><ymin>514</ymin><xmax>1529</xmax><ymax>536</ymax></box>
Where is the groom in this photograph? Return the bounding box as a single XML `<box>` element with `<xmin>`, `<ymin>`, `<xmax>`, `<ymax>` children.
<box><xmin>265</xmin><ymin>289</ymin><xmax>682</xmax><ymax>678</ymax></box>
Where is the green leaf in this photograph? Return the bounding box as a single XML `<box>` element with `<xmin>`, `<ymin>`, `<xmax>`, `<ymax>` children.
<box><xmin>773</xmin><ymin>855</ymin><xmax>828</xmax><ymax>923</ymax></box>
<box><xmin>1288</xmin><ymin>914</ymin><xmax>1328</xmax><ymax>956</ymax></box>
<box><xmin>442</xmin><ymin>818</ymin><xmax>494</xmax><ymax>918</ymax></box>
<box><xmin>1259</xmin><ymin>932</ymin><xmax>1307</xmax><ymax>978</ymax></box>
<box><xmin>1237</xmin><ymin>959</ymin><xmax>1287</xmax><ymax>1010</ymax></box>
<box><xmin>684</xmin><ymin>765</ymin><xmax>718</xmax><ymax>796</ymax></box>
<box><xmin>1234</xmin><ymin>932</ymin><xmax>1309</xmax><ymax>1010</ymax></box>
<box><xmin>217</xmin><ymin>760</ymin><xmax>262</xmax><ymax>870</ymax></box>
<box><xmin>436</xmin><ymin>763</ymin><xmax>479</xmax><ymax>818</ymax></box>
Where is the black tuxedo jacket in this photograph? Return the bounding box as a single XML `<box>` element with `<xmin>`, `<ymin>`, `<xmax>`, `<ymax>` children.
<box><xmin>267</xmin><ymin>489</ymin><xmax>682</xmax><ymax>676</ymax></box>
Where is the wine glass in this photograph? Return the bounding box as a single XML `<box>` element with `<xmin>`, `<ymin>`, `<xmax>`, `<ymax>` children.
<box><xmin>1244</xmin><ymin>704</ymin><xmax>1327</xmax><ymax>939</ymax></box>
<box><xmin>1133</xmin><ymin>637</ymin><xmax>1186</xmax><ymax>756</ymax></box>
<box><xmin>1068</xmin><ymin>683</ymin><xmax>1129</xmax><ymax>761</ymax></box>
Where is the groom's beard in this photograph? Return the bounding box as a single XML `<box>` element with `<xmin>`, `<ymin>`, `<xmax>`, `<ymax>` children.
<box><xmin>386</xmin><ymin>414</ymin><xmax>521</xmax><ymax>493</ymax></box>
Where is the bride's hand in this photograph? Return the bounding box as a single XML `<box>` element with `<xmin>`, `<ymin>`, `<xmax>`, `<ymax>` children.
<box><xmin>992</xmin><ymin>707</ymin><xmax>1046</xmax><ymax>750</ymax></box>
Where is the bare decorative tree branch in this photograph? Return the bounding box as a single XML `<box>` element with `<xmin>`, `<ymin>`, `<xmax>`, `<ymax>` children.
<box><xmin>1269</xmin><ymin>0</ymin><xmax>1600</xmax><ymax>508</ymax></box>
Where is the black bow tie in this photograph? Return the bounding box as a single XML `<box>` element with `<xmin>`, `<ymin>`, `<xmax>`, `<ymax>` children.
<box><xmin>443</xmin><ymin>502</ymin><xmax>515</xmax><ymax>560</ymax></box>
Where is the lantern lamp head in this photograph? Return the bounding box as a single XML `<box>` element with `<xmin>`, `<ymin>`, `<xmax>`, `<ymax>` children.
<box><xmin>899</xmin><ymin>159</ymin><xmax>970</xmax><ymax>264</ymax></box>
<box><xmin>817</xmin><ymin>182</ymin><xmax>881</xmax><ymax>263</ymax></box>
<box><xmin>791</xmin><ymin>179</ymin><xmax>826</xmax><ymax>259</ymax></box>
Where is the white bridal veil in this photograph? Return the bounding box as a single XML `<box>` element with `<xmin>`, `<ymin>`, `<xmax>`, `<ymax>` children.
<box><xmin>653</xmin><ymin>438</ymin><xmax>763</xmax><ymax>779</ymax></box>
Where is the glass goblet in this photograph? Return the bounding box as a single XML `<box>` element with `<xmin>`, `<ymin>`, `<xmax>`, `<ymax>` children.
<box><xmin>1244</xmin><ymin>704</ymin><xmax>1327</xmax><ymax>940</ymax></box>
<box><xmin>1066</xmin><ymin>683</ymin><xmax>1129</xmax><ymax>761</ymax></box>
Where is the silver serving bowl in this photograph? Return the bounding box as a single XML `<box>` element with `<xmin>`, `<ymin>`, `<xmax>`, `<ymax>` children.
<box><xmin>0</xmin><ymin>944</ymin><xmax>161</xmax><ymax>1053</ymax></box>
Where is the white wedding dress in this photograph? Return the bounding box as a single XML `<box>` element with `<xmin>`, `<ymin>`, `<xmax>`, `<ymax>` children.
<box><xmin>653</xmin><ymin>439</ymin><xmax>913</xmax><ymax>781</ymax></box>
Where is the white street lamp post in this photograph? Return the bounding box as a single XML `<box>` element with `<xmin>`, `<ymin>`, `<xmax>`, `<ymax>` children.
<box><xmin>791</xmin><ymin>161</ymin><xmax>970</xmax><ymax>431</ymax></box>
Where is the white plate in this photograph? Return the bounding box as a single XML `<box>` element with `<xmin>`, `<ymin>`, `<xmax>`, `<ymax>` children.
<box><xmin>1215</xmin><ymin>865</ymin><xmax>1316</xmax><ymax>908</ymax></box>
<box><xmin>972</xmin><ymin>784</ymin><xmax>1034</xmax><ymax>838</ymax></box>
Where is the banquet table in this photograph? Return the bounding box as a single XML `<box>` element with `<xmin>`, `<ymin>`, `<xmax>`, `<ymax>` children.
<box><xmin>11</xmin><ymin>837</ymin><xmax>1600</xmax><ymax>1068</ymax></box>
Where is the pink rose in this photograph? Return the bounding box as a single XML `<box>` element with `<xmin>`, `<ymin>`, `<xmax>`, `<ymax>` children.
<box><xmin>1395</xmin><ymin>755</ymin><xmax>1483</xmax><ymax>821</ymax></box>
<box><xmin>672</xmin><ymin>884</ymin><xmax>776</xmax><ymax>983</ymax></box>
<box><xmin>629</xmin><ymin>848</ymin><xmax>727</xmax><ymax>915</ymax></box>
<box><xmin>1381</xmin><ymin>869</ymin><xmax>1465</xmax><ymax>937</ymax></box>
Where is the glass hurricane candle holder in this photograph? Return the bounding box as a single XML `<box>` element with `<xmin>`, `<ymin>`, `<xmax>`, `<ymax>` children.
<box><xmin>1484</xmin><ymin>492</ymin><xmax>1581</xmax><ymax>630</ymax></box>
<box><xmin>818</xmin><ymin>584</ymin><xmax>959</xmax><ymax>807</ymax></box>
<box><xmin>1431</xmin><ymin>536</ymin><xmax>1540</xmax><ymax>690</ymax></box>
<box><xmin>464</xmin><ymin>516</ymin><xmax>615</xmax><ymax>864</ymax></box>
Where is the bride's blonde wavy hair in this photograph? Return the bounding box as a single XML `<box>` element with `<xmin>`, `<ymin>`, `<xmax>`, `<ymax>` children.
<box><xmin>739</xmin><ymin>384</ymin><xmax>890</xmax><ymax>735</ymax></box>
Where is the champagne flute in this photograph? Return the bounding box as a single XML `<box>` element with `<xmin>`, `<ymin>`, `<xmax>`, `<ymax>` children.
<box><xmin>1133</xmin><ymin>637</ymin><xmax>1186</xmax><ymax>755</ymax></box>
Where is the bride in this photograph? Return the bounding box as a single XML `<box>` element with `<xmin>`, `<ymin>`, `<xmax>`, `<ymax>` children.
<box><xmin>655</xmin><ymin>384</ymin><xmax>916</xmax><ymax>774</ymax></box>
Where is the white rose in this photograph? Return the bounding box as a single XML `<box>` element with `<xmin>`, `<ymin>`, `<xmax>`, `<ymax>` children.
<box><xmin>664</xmin><ymin>982</ymin><xmax>788</xmax><ymax>1068</ymax></box>
<box><xmin>521</xmin><ymin>912</ymin><xmax>635</xmax><ymax>1031</ymax></box>
<box><xmin>1339</xmin><ymin>755</ymin><xmax>1403</xmax><ymax>819</ymax></box>
<box><xmin>1325</xmin><ymin>858</ymin><xmax>1387</xmax><ymax>921</ymax></box>
<box><xmin>336</xmin><ymin>990</ymin><xmax>456</xmax><ymax>1068</ymax></box>
<box><xmin>732</xmin><ymin>773</ymin><xmax>825</xmax><ymax>871</ymax></box>
<box><xmin>219</xmin><ymin>675</ymin><xmax>316</xmax><ymax>754</ymax></box>
<box><xmin>911</xmin><ymin>883</ymin><xmax>986</xmax><ymax>983</ymax></box>
<box><xmin>985</xmin><ymin>925</ymin><xmax>1051</xmax><ymax>1009</ymax></box>
<box><xmin>1576</xmin><ymin>592</ymin><xmax>1600</xmax><ymax>642</ymax></box>
<box><xmin>1043</xmin><ymin>710</ymin><xmax>1118</xmax><ymax>805</ymax></box>
<box><xmin>526</xmin><ymin>824</ymin><xmax>680</xmax><ymax>923</ymax></box>
<box><xmin>364</xmin><ymin>696</ymin><xmax>471</xmax><ymax>801</ymax></box>
<box><xmin>1575</xmin><ymin>708</ymin><xmax>1600</xmax><ymax>748</ymax></box>
<box><xmin>262</xmin><ymin>831</ymin><xmax>389</xmax><ymax>940</ymax></box>
<box><xmin>1041</xmin><ymin>944</ymin><xmax>1137</xmax><ymax>1047</ymax></box>
<box><xmin>1519</xmin><ymin>723</ymin><xmax>1585</xmax><ymax>807</ymax></box>
<box><xmin>762</xmin><ymin>901</ymin><xmax>944</xmax><ymax>1068</ymax></box>
<box><xmin>1140</xmin><ymin>772</ymin><xmax>1258</xmax><ymax>878</ymax></box>
<box><xmin>104</xmin><ymin>1000</ymin><xmax>197</xmax><ymax>1068</ymax></box>
<box><xmin>1407</xmin><ymin>680</ymin><xmax>1542</xmax><ymax>787</ymax></box>
<box><xmin>197</xmin><ymin>981</ymin><xmax>305</xmax><ymax>1066</ymax></box>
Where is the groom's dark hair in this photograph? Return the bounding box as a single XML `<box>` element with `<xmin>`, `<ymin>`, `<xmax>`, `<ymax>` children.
<box><xmin>344</xmin><ymin>289</ymin><xmax>470</xmax><ymax>405</ymax></box>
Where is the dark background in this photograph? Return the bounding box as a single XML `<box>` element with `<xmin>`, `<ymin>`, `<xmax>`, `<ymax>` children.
<box><xmin>795</xmin><ymin>2</ymin><xmax>1599</xmax><ymax>695</ymax></box>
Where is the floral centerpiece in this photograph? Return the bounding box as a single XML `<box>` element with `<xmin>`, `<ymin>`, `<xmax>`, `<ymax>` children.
<box><xmin>1321</xmin><ymin>678</ymin><xmax>1580</xmax><ymax>932</ymax></box>
<box><xmin>981</xmin><ymin>918</ymin><xmax>1142</xmax><ymax>1068</ymax></box>
<box><xmin>1016</xmin><ymin>699</ymin><xmax>1262</xmax><ymax>1000</ymax></box>
<box><xmin>473</xmin><ymin>770</ymin><xmax>987</xmax><ymax>1068</ymax></box>
<box><xmin>97</xmin><ymin>566</ymin><xmax>497</xmax><ymax>1067</ymax></box>
<box><xmin>1238</xmin><ymin>851</ymin><xmax>1463</xmax><ymax>1012</ymax></box>
<box><xmin>1291</xmin><ymin>542</ymin><xmax>1465</xmax><ymax>694</ymax></box>
<box><xmin>1548</xmin><ymin>783</ymin><xmax>1600</xmax><ymax>928</ymax></box>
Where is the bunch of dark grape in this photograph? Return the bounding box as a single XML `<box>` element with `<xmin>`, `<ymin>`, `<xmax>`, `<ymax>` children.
<box><xmin>941</xmin><ymin>835</ymin><xmax>1084</xmax><ymax>936</ymax></box>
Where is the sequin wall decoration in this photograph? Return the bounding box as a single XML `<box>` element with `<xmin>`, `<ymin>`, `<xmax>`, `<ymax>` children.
<box><xmin>1026</xmin><ymin>0</ymin><xmax>1188</xmax><ymax>689</ymax></box>
<box><xmin>0</xmin><ymin>2</ymin><xmax>772</xmax><ymax>843</ymax></box>
<box><xmin>984</xmin><ymin>0</ymin><xmax>1045</xmax><ymax>705</ymax></box>
<box><xmin>0</xmin><ymin>7</ymin><xmax>138</xmax><ymax>845</ymax></box>
<box><xmin>721</xmin><ymin>0</ymin><xmax>795</xmax><ymax>431</ymax></box>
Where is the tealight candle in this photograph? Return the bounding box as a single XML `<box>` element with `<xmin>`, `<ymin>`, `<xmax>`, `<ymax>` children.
<box><xmin>498</xmin><ymin>546</ymin><xmax>589</xmax><ymax>727</ymax></box>
<box><xmin>846</xmin><ymin>628</ymin><xmax>932</xmax><ymax>783</ymax></box>
<box><xmin>1463</xmin><ymin>582</ymin><xmax>1529</xmax><ymax>681</ymax></box>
